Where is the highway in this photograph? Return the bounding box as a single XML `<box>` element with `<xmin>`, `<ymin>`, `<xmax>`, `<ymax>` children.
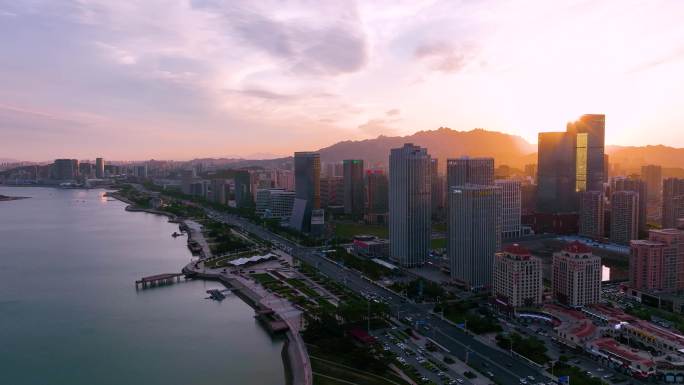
<box><xmin>207</xmin><ymin>210</ymin><xmax>552</xmax><ymax>385</ymax></box>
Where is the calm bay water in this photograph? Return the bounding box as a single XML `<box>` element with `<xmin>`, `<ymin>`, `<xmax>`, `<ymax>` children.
<box><xmin>0</xmin><ymin>187</ymin><xmax>284</xmax><ymax>385</ymax></box>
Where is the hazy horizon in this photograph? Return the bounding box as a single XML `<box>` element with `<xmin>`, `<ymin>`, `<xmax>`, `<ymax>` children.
<box><xmin>2</xmin><ymin>1</ymin><xmax>684</xmax><ymax>161</ymax></box>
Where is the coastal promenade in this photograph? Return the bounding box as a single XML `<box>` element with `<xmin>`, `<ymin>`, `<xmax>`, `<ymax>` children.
<box><xmin>183</xmin><ymin>262</ymin><xmax>312</xmax><ymax>385</ymax></box>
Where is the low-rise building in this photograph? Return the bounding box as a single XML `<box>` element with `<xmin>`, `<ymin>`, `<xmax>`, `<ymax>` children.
<box><xmin>587</xmin><ymin>337</ymin><xmax>656</xmax><ymax>379</ymax></box>
<box><xmin>352</xmin><ymin>235</ymin><xmax>390</xmax><ymax>258</ymax></box>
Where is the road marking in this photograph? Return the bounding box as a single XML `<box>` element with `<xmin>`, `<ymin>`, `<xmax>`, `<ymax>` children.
<box><xmin>434</xmin><ymin>327</ymin><xmax>525</xmax><ymax>381</ymax></box>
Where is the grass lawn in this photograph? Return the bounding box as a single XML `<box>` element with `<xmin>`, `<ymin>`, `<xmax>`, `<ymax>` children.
<box><xmin>334</xmin><ymin>222</ymin><xmax>389</xmax><ymax>239</ymax></box>
<box><xmin>311</xmin><ymin>356</ymin><xmax>407</xmax><ymax>385</ymax></box>
<box><xmin>431</xmin><ymin>238</ymin><xmax>446</xmax><ymax>249</ymax></box>
<box><xmin>251</xmin><ymin>273</ymin><xmax>277</xmax><ymax>285</ymax></box>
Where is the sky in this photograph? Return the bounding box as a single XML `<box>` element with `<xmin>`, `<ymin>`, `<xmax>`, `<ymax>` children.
<box><xmin>1</xmin><ymin>0</ymin><xmax>684</xmax><ymax>161</ymax></box>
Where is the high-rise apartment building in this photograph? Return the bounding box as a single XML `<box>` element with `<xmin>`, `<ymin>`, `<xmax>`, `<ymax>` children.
<box><xmin>79</xmin><ymin>162</ymin><xmax>93</xmax><ymax>178</ymax></box>
<box><xmin>274</xmin><ymin>169</ymin><xmax>294</xmax><ymax>191</ymax></box>
<box><xmin>343</xmin><ymin>159</ymin><xmax>365</xmax><ymax>218</ymax></box>
<box><xmin>320</xmin><ymin>176</ymin><xmax>344</xmax><ymax>208</ymax></box>
<box><xmin>290</xmin><ymin>152</ymin><xmax>321</xmax><ymax>234</ymax></box>
<box><xmin>446</xmin><ymin>157</ymin><xmax>494</xmax><ymax>188</ymax></box>
<box><xmin>537</xmin><ymin>114</ymin><xmax>606</xmax><ymax>213</ymax></box>
<box><xmin>448</xmin><ymin>185</ymin><xmax>502</xmax><ymax>289</ymax></box>
<box><xmin>641</xmin><ymin>165</ymin><xmax>662</xmax><ymax>201</ymax></box>
<box><xmin>552</xmin><ymin>241</ymin><xmax>602</xmax><ymax>307</ymax></box>
<box><xmin>431</xmin><ymin>159</ymin><xmax>445</xmax><ymax>219</ymax></box>
<box><xmin>95</xmin><ymin>157</ymin><xmax>105</xmax><ymax>178</ymax></box>
<box><xmin>324</xmin><ymin>162</ymin><xmax>343</xmax><ymax>178</ymax></box>
<box><xmin>610</xmin><ymin>191</ymin><xmax>639</xmax><ymax>245</ymax></box>
<box><xmin>366</xmin><ymin>170</ymin><xmax>388</xmax><ymax>224</ymax></box>
<box><xmin>663</xmin><ymin>178</ymin><xmax>684</xmax><ymax>229</ymax></box>
<box><xmin>53</xmin><ymin>159</ymin><xmax>77</xmax><ymax>180</ymax></box>
<box><xmin>630</xmin><ymin>239</ymin><xmax>665</xmax><ymax>291</ymax></box>
<box><xmin>210</xmin><ymin>179</ymin><xmax>228</xmax><ymax>205</ymax></box>
<box><xmin>389</xmin><ymin>144</ymin><xmax>431</xmax><ymax>267</ymax></box>
<box><xmin>579</xmin><ymin>191</ymin><xmax>605</xmax><ymax>239</ymax></box>
<box><xmin>648</xmin><ymin>229</ymin><xmax>684</xmax><ymax>291</ymax></box>
<box><xmin>234</xmin><ymin>170</ymin><xmax>253</xmax><ymax>208</ymax></box>
<box><xmin>495</xmin><ymin>179</ymin><xmax>522</xmax><ymax>239</ymax></box>
<box><xmin>612</xmin><ymin>176</ymin><xmax>647</xmax><ymax>233</ymax></box>
<box><xmin>493</xmin><ymin>245</ymin><xmax>543</xmax><ymax>308</ymax></box>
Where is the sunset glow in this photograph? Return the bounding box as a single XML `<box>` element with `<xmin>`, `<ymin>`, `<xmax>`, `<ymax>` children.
<box><xmin>1</xmin><ymin>0</ymin><xmax>684</xmax><ymax>160</ymax></box>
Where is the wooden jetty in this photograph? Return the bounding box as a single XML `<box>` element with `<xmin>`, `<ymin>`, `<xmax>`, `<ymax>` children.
<box><xmin>135</xmin><ymin>273</ymin><xmax>185</xmax><ymax>289</ymax></box>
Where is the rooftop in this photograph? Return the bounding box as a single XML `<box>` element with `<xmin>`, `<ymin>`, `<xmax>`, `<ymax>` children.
<box><xmin>503</xmin><ymin>244</ymin><xmax>531</xmax><ymax>256</ymax></box>
<box><xmin>563</xmin><ymin>241</ymin><xmax>592</xmax><ymax>253</ymax></box>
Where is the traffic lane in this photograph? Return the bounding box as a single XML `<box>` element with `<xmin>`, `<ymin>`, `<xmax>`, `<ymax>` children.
<box><xmin>301</xmin><ymin>257</ymin><xmax>543</xmax><ymax>385</ymax></box>
<box><xmin>310</xmin><ymin>258</ymin><xmax>543</xmax><ymax>380</ymax></box>
<box><xmin>300</xmin><ymin>254</ymin><xmax>544</xmax><ymax>381</ymax></box>
<box><xmin>375</xmin><ymin>333</ymin><xmax>445</xmax><ymax>384</ymax></box>
<box><xmin>430</xmin><ymin>326</ymin><xmax>539</xmax><ymax>385</ymax></box>
<box><xmin>216</xmin><ymin>213</ymin><xmax>545</xmax><ymax>384</ymax></box>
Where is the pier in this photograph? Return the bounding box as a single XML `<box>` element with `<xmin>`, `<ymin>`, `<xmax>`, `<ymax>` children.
<box><xmin>135</xmin><ymin>273</ymin><xmax>185</xmax><ymax>289</ymax></box>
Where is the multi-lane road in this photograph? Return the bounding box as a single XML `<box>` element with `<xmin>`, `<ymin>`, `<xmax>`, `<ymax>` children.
<box><xmin>205</xmin><ymin>209</ymin><xmax>554</xmax><ymax>385</ymax></box>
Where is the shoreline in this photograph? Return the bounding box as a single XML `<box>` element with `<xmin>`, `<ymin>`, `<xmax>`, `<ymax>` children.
<box><xmin>183</xmin><ymin>265</ymin><xmax>311</xmax><ymax>385</ymax></box>
<box><xmin>0</xmin><ymin>195</ymin><xmax>31</xmax><ymax>201</ymax></box>
<box><xmin>108</xmin><ymin>187</ymin><xmax>306</xmax><ymax>385</ymax></box>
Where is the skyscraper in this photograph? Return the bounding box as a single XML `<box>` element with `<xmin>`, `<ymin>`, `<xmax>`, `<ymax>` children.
<box><xmin>663</xmin><ymin>178</ymin><xmax>684</xmax><ymax>229</ymax></box>
<box><xmin>290</xmin><ymin>152</ymin><xmax>321</xmax><ymax>234</ymax></box>
<box><xmin>448</xmin><ymin>185</ymin><xmax>502</xmax><ymax>289</ymax></box>
<box><xmin>95</xmin><ymin>157</ymin><xmax>105</xmax><ymax>178</ymax></box>
<box><xmin>210</xmin><ymin>179</ymin><xmax>228</xmax><ymax>205</ymax></box>
<box><xmin>612</xmin><ymin>176</ymin><xmax>647</xmax><ymax>233</ymax></box>
<box><xmin>366</xmin><ymin>170</ymin><xmax>388</xmax><ymax>224</ymax></box>
<box><xmin>537</xmin><ymin>132</ymin><xmax>577</xmax><ymax>213</ymax></box>
<box><xmin>552</xmin><ymin>242</ymin><xmax>602</xmax><ymax>307</ymax></box>
<box><xmin>537</xmin><ymin>114</ymin><xmax>606</xmax><ymax>213</ymax></box>
<box><xmin>343</xmin><ymin>159</ymin><xmax>365</xmax><ymax>218</ymax></box>
<box><xmin>495</xmin><ymin>179</ymin><xmax>522</xmax><ymax>239</ymax></box>
<box><xmin>610</xmin><ymin>191</ymin><xmax>639</xmax><ymax>245</ymax></box>
<box><xmin>389</xmin><ymin>144</ymin><xmax>431</xmax><ymax>267</ymax></box>
<box><xmin>579</xmin><ymin>191</ymin><xmax>605</xmax><ymax>239</ymax></box>
<box><xmin>446</xmin><ymin>157</ymin><xmax>494</xmax><ymax>188</ymax></box>
<box><xmin>567</xmin><ymin>114</ymin><xmax>606</xmax><ymax>192</ymax></box>
<box><xmin>641</xmin><ymin>165</ymin><xmax>662</xmax><ymax>201</ymax></box>
<box><xmin>430</xmin><ymin>158</ymin><xmax>445</xmax><ymax>219</ymax></box>
<box><xmin>234</xmin><ymin>170</ymin><xmax>253</xmax><ymax>208</ymax></box>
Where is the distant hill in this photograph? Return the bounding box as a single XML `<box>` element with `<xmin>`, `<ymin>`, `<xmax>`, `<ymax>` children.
<box><xmin>184</xmin><ymin>129</ymin><xmax>684</xmax><ymax>175</ymax></box>
<box><xmin>317</xmin><ymin>128</ymin><xmax>536</xmax><ymax>171</ymax></box>
<box><xmin>607</xmin><ymin>145</ymin><xmax>684</xmax><ymax>170</ymax></box>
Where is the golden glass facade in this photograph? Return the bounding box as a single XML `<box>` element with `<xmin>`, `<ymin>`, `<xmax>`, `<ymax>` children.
<box><xmin>575</xmin><ymin>133</ymin><xmax>588</xmax><ymax>192</ymax></box>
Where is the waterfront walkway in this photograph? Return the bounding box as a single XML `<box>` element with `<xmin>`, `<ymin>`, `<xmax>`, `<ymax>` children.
<box><xmin>184</xmin><ymin>262</ymin><xmax>312</xmax><ymax>385</ymax></box>
<box><xmin>186</xmin><ymin>220</ymin><xmax>213</xmax><ymax>259</ymax></box>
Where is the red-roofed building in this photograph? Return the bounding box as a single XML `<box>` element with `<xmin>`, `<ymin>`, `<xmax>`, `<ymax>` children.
<box><xmin>588</xmin><ymin>338</ymin><xmax>655</xmax><ymax>379</ymax></box>
<box><xmin>348</xmin><ymin>328</ymin><xmax>376</xmax><ymax>345</ymax></box>
<box><xmin>493</xmin><ymin>245</ymin><xmax>543</xmax><ymax>308</ymax></box>
<box><xmin>564</xmin><ymin>240</ymin><xmax>593</xmax><ymax>254</ymax></box>
<box><xmin>552</xmin><ymin>243</ymin><xmax>602</xmax><ymax>307</ymax></box>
